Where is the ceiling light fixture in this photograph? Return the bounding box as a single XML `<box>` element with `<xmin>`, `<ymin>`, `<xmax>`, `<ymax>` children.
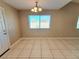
<box><xmin>31</xmin><ymin>2</ymin><xmax>42</xmax><ymax>12</ymax></box>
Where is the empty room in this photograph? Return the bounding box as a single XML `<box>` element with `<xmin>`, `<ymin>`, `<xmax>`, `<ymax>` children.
<box><xmin>0</xmin><ymin>0</ymin><xmax>79</xmax><ymax>59</ymax></box>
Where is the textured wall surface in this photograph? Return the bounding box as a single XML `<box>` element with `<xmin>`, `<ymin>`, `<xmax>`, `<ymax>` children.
<box><xmin>19</xmin><ymin>2</ymin><xmax>79</xmax><ymax>37</ymax></box>
<box><xmin>0</xmin><ymin>0</ymin><xmax>21</xmax><ymax>45</ymax></box>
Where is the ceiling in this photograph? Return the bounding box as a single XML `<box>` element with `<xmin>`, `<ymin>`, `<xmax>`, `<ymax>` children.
<box><xmin>3</xmin><ymin>0</ymin><xmax>79</xmax><ymax>10</ymax></box>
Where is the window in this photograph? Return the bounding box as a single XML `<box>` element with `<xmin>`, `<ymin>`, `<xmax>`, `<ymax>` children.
<box><xmin>28</xmin><ymin>15</ymin><xmax>51</xmax><ymax>29</ymax></box>
<box><xmin>77</xmin><ymin>17</ymin><xmax>79</xmax><ymax>29</ymax></box>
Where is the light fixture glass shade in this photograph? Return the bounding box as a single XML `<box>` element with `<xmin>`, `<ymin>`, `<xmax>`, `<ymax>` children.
<box><xmin>34</xmin><ymin>7</ymin><xmax>37</xmax><ymax>10</ymax></box>
<box><xmin>31</xmin><ymin>2</ymin><xmax>42</xmax><ymax>12</ymax></box>
<box><xmin>31</xmin><ymin>9</ymin><xmax>34</xmax><ymax>12</ymax></box>
<box><xmin>38</xmin><ymin>8</ymin><xmax>42</xmax><ymax>12</ymax></box>
<box><xmin>34</xmin><ymin>7</ymin><xmax>38</xmax><ymax>12</ymax></box>
<box><xmin>31</xmin><ymin>7</ymin><xmax>42</xmax><ymax>12</ymax></box>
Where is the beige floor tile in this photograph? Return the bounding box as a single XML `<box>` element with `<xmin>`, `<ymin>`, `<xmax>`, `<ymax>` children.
<box><xmin>1</xmin><ymin>57</ymin><xmax>17</xmax><ymax>59</ymax></box>
<box><xmin>61</xmin><ymin>50</ymin><xmax>75</xmax><ymax>56</ymax></box>
<box><xmin>30</xmin><ymin>57</ymin><xmax>41</xmax><ymax>59</ymax></box>
<box><xmin>6</xmin><ymin>49</ymin><xmax>22</xmax><ymax>57</ymax></box>
<box><xmin>51</xmin><ymin>50</ymin><xmax>64</xmax><ymax>59</ymax></box>
<box><xmin>54</xmin><ymin>57</ymin><xmax>65</xmax><ymax>59</ymax></box>
<box><xmin>0</xmin><ymin>57</ymin><xmax>4</xmax><ymax>59</ymax></box>
<box><xmin>49</xmin><ymin>44</ymin><xmax>58</xmax><ymax>50</ymax></box>
<box><xmin>62</xmin><ymin>40</ymin><xmax>75</xmax><ymax>49</ymax></box>
<box><xmin>54</xmin><ymin>40</ymin><xmax>65</xmax><ymax>49</ymax></box>
<box><xmin>42</xmin><ymin>49</ymin><xmax>52</xmax><ymax>58</ymax></box>
<box><xmin>1</xmin><ymin>39</ymin><xmax>79</xmax><ymax>59</ymax></box>
<box><xmin>66</xmin><ymin>56</ymin><xmax>78</xmax><ymax>59</ymax></box>
<box><xmin>42</xmin><ymin>57</ymin><xmax>53</xmax><ymax>59</ymax></box>
<box><xmin>24</xmin><ymin>41</ymin><xmax>33</xmax><ymax>48</ymax></box>
<box><xmin>30</xmin><ymin>50</ymin><xmax>41</xmax><ymax>57</ymax></box>
<box><xmin>33</xmin><ymin>45</ymin><xmax>40</xmax><ymax>50</ymax></box>
<box><xmin>17</xmin><ymin>57</ymin><xmax>29</xmax><ymax>59</ymax></box>
<box><xmin>18</xmin><ymin>49</ymin><xmax>31</xmax><ymax>57</ymax></box>
<box><xmin>71</xmin><ymin>50</ymin><xmax>79</xmax><ymax>57</ymax></box>
<box><xmin>52</xmin><ymin>50</ymin><xmax>63</xmax><ymax>55</ymax></box>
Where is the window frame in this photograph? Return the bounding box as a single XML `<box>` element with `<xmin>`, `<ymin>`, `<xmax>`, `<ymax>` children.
<box><xmin>77</xmin><ymin>16</ymin><xmax>79</xmax><ymax>29</ymax></box>
<box><xmin>28</xmin><ymin>15</ymin><xmax>51</xmax><ymax>29</ymax></box>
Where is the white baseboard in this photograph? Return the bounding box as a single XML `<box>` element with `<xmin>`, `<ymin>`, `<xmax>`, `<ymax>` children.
<box><xmin>10</xmin><ymin>38</ymin><xmax>22</xmax><ymax>48</ymax></box>
<box><xmin>21</xmin><ymin>37</ymin><xmax>79</xmax><ymax>40</ymax></box>
<box><xmin>10</xmin><ymin>37</ymin><xmax>79</xmax><ymax>48</ymax></box>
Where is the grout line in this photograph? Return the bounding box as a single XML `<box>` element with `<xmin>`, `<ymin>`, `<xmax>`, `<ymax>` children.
<box><xmin>16</xmin><ymin>40</ymin><xmax>32</xmax><ymax>59</ymax></box>
<box><xmin>60</xmin><ymin>39</ymin><xmax>72</xmax><ymax>50</ymax></box>
<box><xmin>2</xmin><ymin>39</ymin><xmax>79</xmax><ymax>59</ymax></box>
<box><xmin>62</xmin><ymin>39</ymin><xmax>79</xmax><ymax>59</ymax></box>
<box><xmin>17</xmin><ymin>41</ymin><xmax>28</xmax><ymax>58</ymax></box>
<box><xmin>47</xmin><ymin>39</ymin><xmax>54</xmax><ymax>59</ymax></box>
<box><xmin>54</xmin><ymin>39</ymin><xmax>67</xmax><ymax>59</ymax></box>
<box><xmin>40</xmin><ymin>39</ymin><xmax>42</xmax><ymax>59</ymax></box>
<box><xmin>7</xmin><ymin>41</ymin><xmax>26</xmax><ymax>58</ymax></box>
<box><xmin>29</xmin><ymin>40</ymin><xmax>35</xmax><ymax>59</ymax></box>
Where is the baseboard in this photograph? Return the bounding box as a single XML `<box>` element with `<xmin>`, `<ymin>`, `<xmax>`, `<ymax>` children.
<box><xmin>10</xmin><ymin>38</ymin><xmax>22</xmax><ymax>48</ymax></box>
<box><xmin>21</xmin><ymin>37</ymin><xmax>79</xmax><ymax>40</ymax></box>
<box><xmin>10</xmin><ymin>37</ymin><xmax>79</xmax><ymax>48</ymax></box>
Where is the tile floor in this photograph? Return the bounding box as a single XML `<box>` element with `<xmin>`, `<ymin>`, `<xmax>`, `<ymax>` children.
<box><xmin>0</xmin><ymin>39</ymin><xmax>79</xmax><ymax>59</ymax></box>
